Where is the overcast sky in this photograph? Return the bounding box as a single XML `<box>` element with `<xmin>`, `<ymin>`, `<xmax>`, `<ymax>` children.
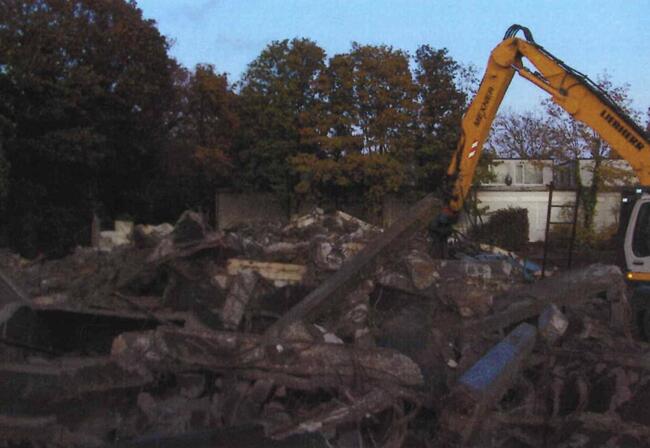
<box><xmin>138</xmin><ymin>0</ymin><xmax>650</xmax><ymax>118</ymax></box>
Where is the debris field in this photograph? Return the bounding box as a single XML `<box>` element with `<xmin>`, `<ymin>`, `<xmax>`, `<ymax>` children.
<box><xmin>1</xmin><ymin>200</ymin><xmax>649</xmax><ymax>447</ymax></box>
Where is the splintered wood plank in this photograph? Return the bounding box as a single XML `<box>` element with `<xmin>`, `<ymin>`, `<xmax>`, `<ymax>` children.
<box><xmin>226</xmin><ymin>259</ymin><xmax>307</xmax><ymax>285</ymax></box>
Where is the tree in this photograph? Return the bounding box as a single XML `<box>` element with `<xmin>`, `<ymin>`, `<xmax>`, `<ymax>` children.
<box><xmin>0</xmin><ymin>0</ymin><xmax>178</xmax><ymax>256</ymax></box>
<box><xmin>185</xmin><ymin>64</ymin><xmax>237</xmax><ymax>221</ymax></box>
<box><xmin>413</xmin><ymin>46</ymin><xmax>475</xmax><ymax>193</ymax></box>
<box><xmin>144</xmin><ymin>64</ymin><xmax>238</xmax><ymax>222</ymax></box>
<box><xmin>291</xmin><ymin>43</ymin><xmax>416</xmax><ymax>213</ymax></box>
<box><xmin>344</xmin><ymin>43</ymin><xmax>418</xmax><ymax>156</ymax></box>
<box><xmin>237</xmin><ymin>38</ymin><xmax>325</xmax><ymax>196</ymax></box>
<box><xmin>299</xmin><ymin>52</ymin><xmax>362</xmax><ymax>159</ymax></box>
<box><xmin>290</xmin><ymin>44</ymin><xmax>476</xmax><ymax>214</ymax></box>
<box><xmin>299</xmin><ymin>43</ymin><xmax>419</xmax><ymax>158</ymax></box>
<box><xmin>291</xmin><ymin>152</ymin><xmax>405</xmax><ymax>217</ymax></box>
<box><xmin>289</xmin><ymin>43</ymin><xmax>418</xmax><ymax>214</ymax></box>
<box><xmin>486</xmin><ymin>110</ymin><xmax>554</xmax><ymax>158</ymax></box>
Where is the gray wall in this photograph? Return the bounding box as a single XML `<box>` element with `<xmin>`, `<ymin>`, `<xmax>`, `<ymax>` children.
<box><xmin>216</xmin><ymin>192</ymin><xmax>289</xmax><ymax>230</ymax></box>
<box><xmin>215</xmin><ymin>192</ymin><xmax>416</xmax><ymax>230</ymax></box>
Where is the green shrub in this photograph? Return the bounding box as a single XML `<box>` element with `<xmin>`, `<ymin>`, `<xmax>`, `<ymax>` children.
<box><xmin>469</xmin><ymin>207</ymin><xmax>529</xmax><ymax>251</ymax></box>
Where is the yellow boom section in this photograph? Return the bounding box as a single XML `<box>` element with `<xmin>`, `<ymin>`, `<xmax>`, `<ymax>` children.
<box><xmin>445</xmin><ymin>26</ymin><xmax>650</xmax><ymax>215</ymax></box>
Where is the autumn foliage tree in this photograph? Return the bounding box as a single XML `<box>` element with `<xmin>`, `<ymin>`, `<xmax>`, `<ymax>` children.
<box><xmin>291</xmin><ymin>44</ymin><xmax>471</xmax><ymax>215</ymax></box>
<box><xmin>189</xmin><ymin>65</ymin><xmax>238</xmax><ymax>218</ymax></box>
<box><xmin>291</xmin><ymin>44</ymin><xmax>416</xmax><ymax>215</ymax></box>
<box><xmin>342</xmin><ymin>43</ymin><xmax>418</xmax><ymax>155</ymax></box>
<box><xmin>142</xmin><ymin>64</ymin><xmax>238</xmax><ymax>222</ymax></box>
<box><xmin>236</xmin><ymin>39</ymin><xmax>325</xmax><ymax>197</ymax></box>
<box><xmin>413</xmin><ymin>46</ymin><xmax>474</xmax><ymax>192</ymax></box>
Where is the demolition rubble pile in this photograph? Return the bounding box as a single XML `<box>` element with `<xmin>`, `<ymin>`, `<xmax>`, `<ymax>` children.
<box><xmin>1</xmin><ymin>205</ymin><xmax>650</xmax><ymax>447</ymax></box>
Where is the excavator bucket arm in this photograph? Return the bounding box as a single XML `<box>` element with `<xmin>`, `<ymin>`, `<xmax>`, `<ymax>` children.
<box><xmin>443</xmin><ymin>24</ymin><xmax>650</xmax><ymax>217</ymax></box>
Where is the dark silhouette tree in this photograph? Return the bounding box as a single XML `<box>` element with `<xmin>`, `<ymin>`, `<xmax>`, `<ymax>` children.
<box><xmin>0</xmin><ymin>0</ymin><xmax>178</xmax><ymax>256</ymax></box>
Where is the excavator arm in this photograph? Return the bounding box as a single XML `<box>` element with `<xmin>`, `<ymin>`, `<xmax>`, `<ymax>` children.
<box><xmin>440</xmin><ymin>25</ymin><xmax>650</xmax><ymax>223</ymax></box>
<box><xmin>265</xmin><ymin>25</ymin><xmax>650</xmax><ymax>338</ymax></box>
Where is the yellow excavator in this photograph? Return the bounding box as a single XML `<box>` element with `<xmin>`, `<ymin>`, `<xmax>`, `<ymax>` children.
<box><xmin>434</xmin><ymin>25</ymin><xmax>650</xmax><ymax>330</ymax></box>
<box><xmin>264</xmin><ymin>24</ymin><xmax>650</xmax><ymax>340</ymax></box>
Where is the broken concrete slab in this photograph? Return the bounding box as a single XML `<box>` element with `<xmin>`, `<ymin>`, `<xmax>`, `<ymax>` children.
<box><xmin>0</xmin><ymin>267</ymin><xmax>32</xmax><ymax>325</ymax></box>
<box><xmin>439</xmin><ymin>283</ymin><xmax>494</xmax><ymax>318</ymax></box>
<box><xmin>311</xmin><ymin>236</ymin><xmax>344</xmax><ymax>271</ymax></box>
<box><xmin>112</xmin><ymin>326</ymin><xmax>424</xmax><ymax>390</ymax></box>
<box><xmin>375</xmin><ymin>268</ymin><xmax>437</xmax><ymax>300</ymax></box>
<box><xmin>226</xmin><ymin>259</ymin><xmax>306</xmax><ymax>287</ymax></box>
<box><xmin>222</xmin><ymin>269</ymin><xmax>258</xmax><ymax>330</ymax></box>
<box><xmin>378</xmin><ymin>257</ymin><xmax>521</xmax><ymax>317</ymax></box>
<box><xmin>173</xmin><ymin>210</ymin><xmax>208</xmax><ymax>244</ymax></box>
<box><xmin>269</xmin><ymin>387</ymin><xmax>409</xmax><ymax>439</ymax></box>
<box><xmin>285</xmin><ymin>207</ymin><xmax>325</xmax><ymax>230</ymax></box>
<box><xmin>0</xmin><ymin>267</ymin><xmax>40</xmax><ymax>360</ymax></box>
<box><xmin>147</xmin><ymin>232</ymin><xmax>227</xmax><ymax>265</ymax></box>
<box><xmin>132</xmin><ymin>223</ymin><xmax>174</xmax><ymax>248</ymax></box>
<box><xmin>405</xmin><ymin>250</ymin><xmax>437</xmax><ymax>290</ymax></box>
<box><xmin>538</xmin><ymin>304</ymin><xmax>569</xmax><ymax>344</ymax></box>
<box><xmin>97</xmin><ymin>220</ymin><xmax>134</xmax><ymax>252</ymax></box>
<box><xmin>98</xmin><ymin>232</ymin><xmax>129</xmax><ymax>252</ymax></box>
<box><xmin>440</xmin><ymin>323</ymin><xmax>537</xmax><ymax>445</ymax></box>
<box><xmin>463</xmin><ymin>264</ymin><xmax>629</xmax><ymax>335</ymax></box>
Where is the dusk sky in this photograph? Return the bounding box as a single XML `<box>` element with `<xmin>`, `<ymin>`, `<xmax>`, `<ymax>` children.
<box><xmin>138</xmin><ymin>0</ymin><xmax>650</xmax><ymax>118</ymax></box>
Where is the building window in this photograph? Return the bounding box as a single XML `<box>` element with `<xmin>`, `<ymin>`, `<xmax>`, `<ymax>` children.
<box><xmin>554</xmin><ymin>161</ymin><xmax>577</xmax><ymax>189</ymax></box>
<box><xmin>514</xmin><ymin>164</ymin><xmax>524</xmax><ymax>184</ymax></box>
<box><xmin>514</xmin><ymin>163</ymin><xmax>543</xmax><ymax>185</ymax></box>
<box><xmin>633</xmin><ymin>203</ymin><xmax>650</xmax><ymax>258</ymax></box>
<box><xmin>524</xmin><ymin>163</ymin><xmax>543</xmax><ymax>184</ymax></box>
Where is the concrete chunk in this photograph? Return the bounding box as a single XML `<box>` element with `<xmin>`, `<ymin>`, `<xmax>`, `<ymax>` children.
<box><xmin>459</xmin><ymin>323</ymin><xmax>536</xmax><ymax>396</ymax></box>
<box><xmin>538</xmin><ymin>304</ymin><xmax>569</xmax><ymax>344</ymax></box>
<box><xmin>441</xmin><ymin>323</ymin><xmax>537</xmax><ymax>445</ymax></box>
<box><xmin>173</xmin><ymin>210</ymin><xmax>208</xmax><ymax>243</ymax></box>
<box><xmin>222</xmin><ymin>270</ymin><xmax>258</xmax><ymax>330</ymax></box>
<box><xmin>227</xmin><ymin>259</ymin><xmax>306</xmax><ymax>286</ymax></box>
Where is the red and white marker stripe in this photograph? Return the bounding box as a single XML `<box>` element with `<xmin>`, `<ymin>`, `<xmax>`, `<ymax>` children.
<box><xmin>467</xmin><ymin>141</ymin><xmax>479</xmax><ymax>159</ymax></box>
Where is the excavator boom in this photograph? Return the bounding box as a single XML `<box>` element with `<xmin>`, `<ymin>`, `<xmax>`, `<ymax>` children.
<box><xmin>443</xmin><ymin>25</ymin><xmax>650</xmax><ymax>217</ymax></box>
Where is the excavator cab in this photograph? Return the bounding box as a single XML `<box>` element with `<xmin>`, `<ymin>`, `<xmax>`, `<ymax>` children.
<box><xmin>624</xmin><ymin>191</ymin><xmax>650</xmax><ymax>281</ymax></box>
<box><xmin>617</xmin><ymin>188</ymin><xmax>650</xmax><ymax>282</ymax></box>
<box><xmin>622</xmin><ymin>191</ymin><xmax>650</xmax><ymax>338</ymax></box>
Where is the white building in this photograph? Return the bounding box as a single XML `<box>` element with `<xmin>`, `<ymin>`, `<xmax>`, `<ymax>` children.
<box><xmin>468</xmin><ymin>159</ymin><xmax>636</xmax><ymax>241</ymax></box>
